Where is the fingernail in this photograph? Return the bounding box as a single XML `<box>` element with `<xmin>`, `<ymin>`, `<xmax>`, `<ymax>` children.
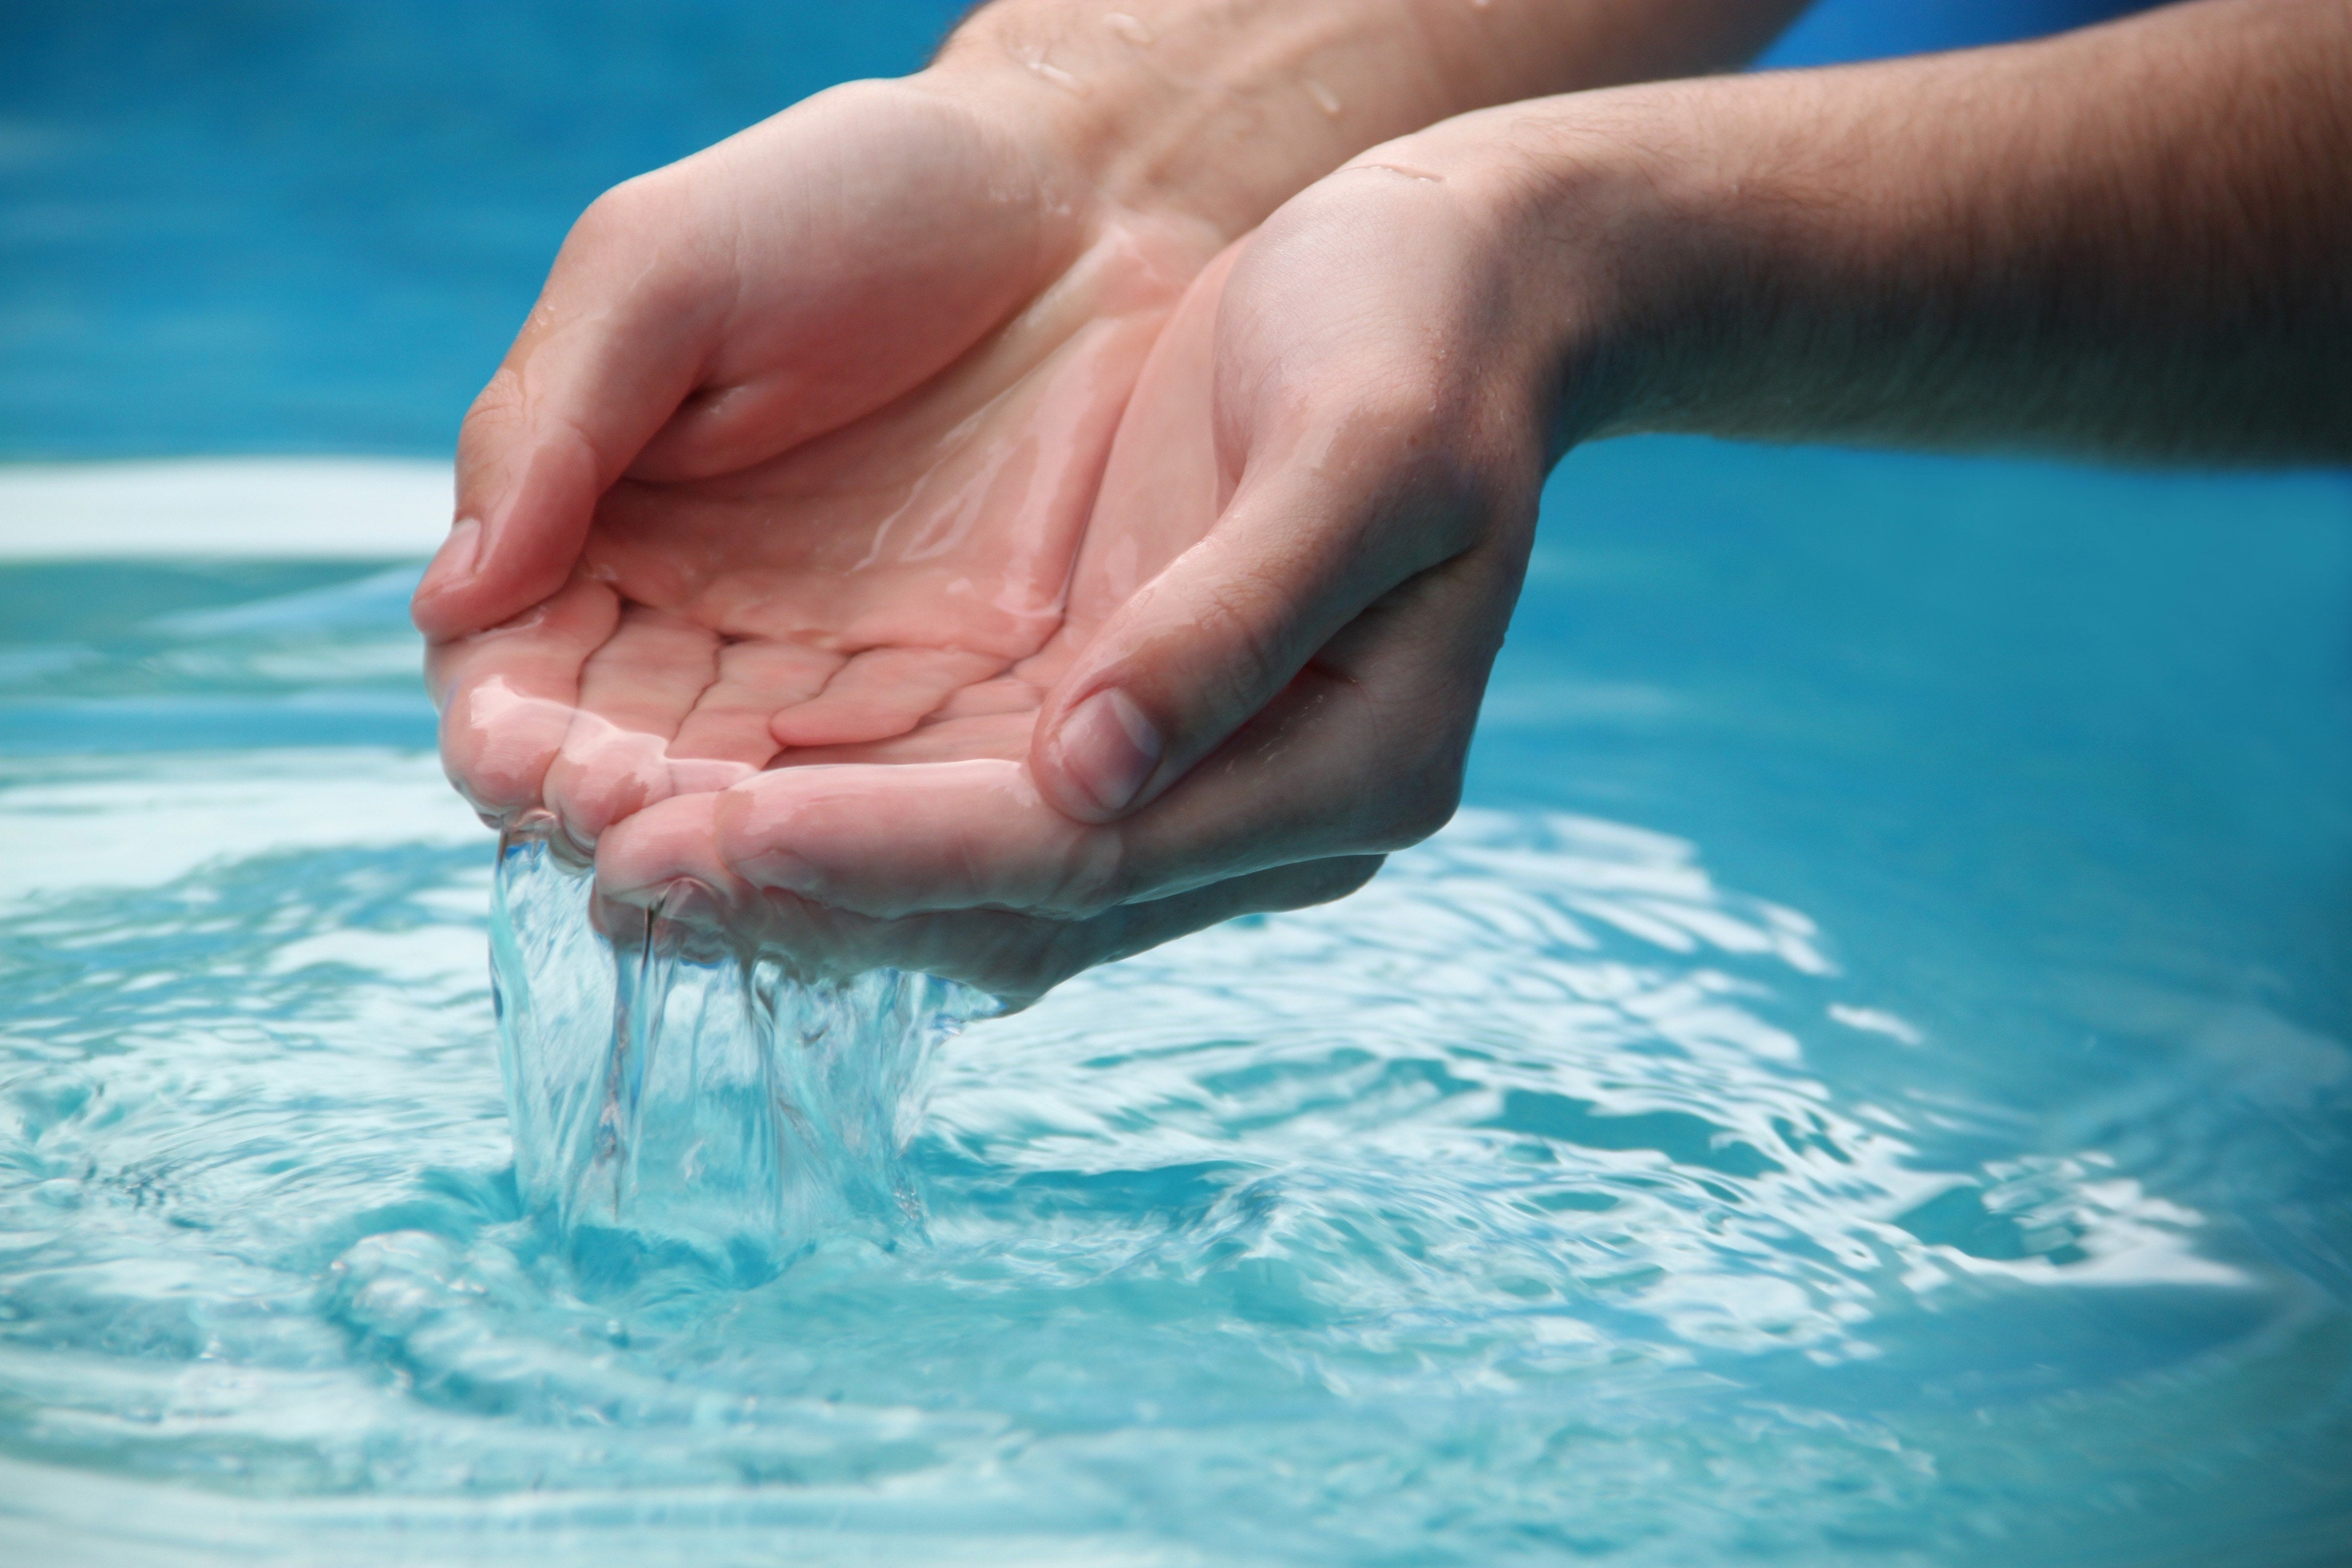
<box><xmin>419</xmin><ymin>516</ymin><xmax>482</xmax><ymax>596</ymax></box>
<box><xmin>1055</xmin><ymin>687</ymin><xmax>1162</xmax><ymax>817</ymax></box>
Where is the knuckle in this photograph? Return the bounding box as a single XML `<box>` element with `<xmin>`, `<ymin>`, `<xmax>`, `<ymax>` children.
<box><xmin>1187</xmin><ymin>578</ymin><xmax>1291</xmax><ymax>716</ymax></box>
<box><xmin>449</xmin><ymin>374</ymin><xmax>524</xmax><ymax>491</ymax></box>
<box><xmin>574</xmin><ymin>174</ymin><xmax>660</xmax><ymax>241</ymax></box>
<box><xmin>560</xmin><ymin>178</ymin><xmax>704</xmax><ymax>313</ymax></box>
<box><xmin>462</xmin><ymin>365</ymin><xmax>526</xmax><ymax>424</ymax></box>
<box><xmin>1320</xmin><ymin>384</ymin><xmax>1532</xmax><ymax>571</ymax></box>
<box><xmin>1369</xmin><ymin>739</ymin><xmax>1466</xmax><ymax>850</ymax></box>
<box><xmin>1317</xmin><ymin>855</ymin><xmax>1387</xmax><ymax>904</ymax></box>
<box><xmin>1284</xmin><ymin>855</ymin><xmax>1386</xmax><ymax>912</ymax></box>
<box><xmin>456</xmin><ymin>367</ymin><xmax>528</xmax><ymax>461</ymax></box>
<box><xmin>1041</xmin><ymin>829</ymin><xmax>1128</xmax><ymax>919</ymax></box>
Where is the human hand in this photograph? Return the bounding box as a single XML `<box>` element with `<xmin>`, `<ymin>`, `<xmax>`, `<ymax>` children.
<box><xmin>579</xmin><ymin>0</ymin><xmax>2352</xmax><ymax>975</ymax></box>
<box><xmin>996</xmin><ymin>0</ymin><xmax>2352</xmax><ymax>907</ymax></box>
<box><xmin>414</xmin><ymin>1</ymin><xmax>1811</xmax><ymax>860</ymax></box>
<box><xmin>591</xmin><ymin>155</ymin><xmax>1560</xmax><ymax>928</ymax></box>
<box><xmin>415</xmin><ymin>74</ymin><xmax>1222</xmax><ymax>852</ymax></box>
<box><xmin>584</xmin><ymin>809</ymin><xmax>1380</xmax><ymax>1009</ymax></box>
<box><xmin>504</xmin><ymin>233</ymin><xmax>1387</xmax><ymax>1002</ymax></box>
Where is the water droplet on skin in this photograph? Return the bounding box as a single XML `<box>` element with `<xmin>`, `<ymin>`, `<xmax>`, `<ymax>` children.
<box><xmin>1304</xmin><ymin>78</ymin><xmax>1342</xmax><ymax>118</ymax></box>
<box><xmin>1021</xmin><ymin>51</ymin><xmax>1090</xmax><ymax>96</ymax></box>
<box><xmin>1105</xmin><ymin>12</ymin><xmax>1154</xmax><ymax>46</ymax></box>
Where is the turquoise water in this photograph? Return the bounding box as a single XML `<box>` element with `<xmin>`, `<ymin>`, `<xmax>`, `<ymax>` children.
<box><xmin>1</xmin><ymin>441</ymin><xmax>2347</xmax><ymax>1565</ymax></box>
<box><xmin>6</xmin><ymin>1</ymin><xmax>2349</xmax><ymax>1559</ymax></box>
<box><xmin>490</xmin><ymin>826</ymin><xmax>986</xmax><ymax>1270</ymax></box>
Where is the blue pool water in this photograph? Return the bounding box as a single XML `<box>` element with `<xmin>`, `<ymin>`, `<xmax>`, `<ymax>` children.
<box><xmin>0</xmin><ymin>441</ymin><xmax>2347</xmax><ymax>1565</ymax></box>
<box><xmin>4</xmin><ymin>0</ymin><xmax>2350</xmax><ymax>1562</ymax></box>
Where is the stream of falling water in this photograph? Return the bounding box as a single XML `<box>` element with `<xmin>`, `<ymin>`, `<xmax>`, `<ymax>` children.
<box><xmin>489</xmin><ymin>821</ymin><xmax>987</xmax><ymax>1280</ymax></box>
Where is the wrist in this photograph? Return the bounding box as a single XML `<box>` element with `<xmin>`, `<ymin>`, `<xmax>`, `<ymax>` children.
<box><xmin>924</xmin><ymin>0</ymin><xmax>1805</xmax><ymax>245</ymax></box>
<box><xmin>922</xmin><ymin>3</ymin><xmax>1403</xmax><ymax>241</ymax></box>
<box><xmin>1357</xmin><ymin>93</ymin><xmax>1722</xmax><ymax>455</ymax></box>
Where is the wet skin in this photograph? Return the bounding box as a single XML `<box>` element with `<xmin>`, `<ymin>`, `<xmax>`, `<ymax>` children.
<box><xmin>418</xmin><ymin>113</ymin><xmax>1401</xmax><ymax>978</ymax></box>
<box><xmin>415</xmin><ymin>1</ymin><xmax>1816</xmax><ymax>987</ymax></box>
<box><xmin>427</xmin><ymin>0</ymin><xmax>2352</xmax><ymax>991</ymax></box>
<box><xmin>423</xmin><ymin>81</ymin><xmax>1211</xmax><ymax>840</ymax></box>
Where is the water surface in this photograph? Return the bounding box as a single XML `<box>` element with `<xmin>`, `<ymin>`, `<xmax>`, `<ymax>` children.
<box><xmin>1</xmin><ymin>442</ymin><xmax>2346</xmax><ymax>1565</ymax></box>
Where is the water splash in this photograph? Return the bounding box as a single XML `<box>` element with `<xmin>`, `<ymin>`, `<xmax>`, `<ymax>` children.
<box><xmin>488</xmin><ymin>822</ymin><xmax>987</xmax><ymax>1277</ymax></box>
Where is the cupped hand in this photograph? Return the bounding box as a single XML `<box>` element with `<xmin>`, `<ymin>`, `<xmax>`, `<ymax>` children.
<box><xmin>418</xmin><ymin>75</ymin><xmax>1222</xmax><ymax>851</ymax></box>
<box><xmin>599</xmin><ymin>133</ymin><xmax>1567</xmax><ymax>932</ymax></box>
<box><xmin>587</xmin><ymin>803</ymin><xmax>1379</xmax><ymax>1009</ymax></box>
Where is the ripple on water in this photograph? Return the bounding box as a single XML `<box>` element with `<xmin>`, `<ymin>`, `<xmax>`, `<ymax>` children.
<box><xmin>0</xmin><ymin>750</ymin><xmax>2345</xmax><ymax>1567</ymax></box>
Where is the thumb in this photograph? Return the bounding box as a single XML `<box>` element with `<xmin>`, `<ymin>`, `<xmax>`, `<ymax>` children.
<box><xmin>1031</xmin><ymin>445</ymin><xmax>1475</xmax><ymax>825</ymax></box>
<box><xmin>410</xmin><ymin>185</ymin><xmax>720</xmax><ymax>639</ymax></box>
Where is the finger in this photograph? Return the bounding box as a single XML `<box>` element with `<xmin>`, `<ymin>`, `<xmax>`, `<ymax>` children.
<box><xmin>768</xmin><ymin>646</ymin><xmax>1008</xmax><ymax>748</ymax></box>
<box><xmin>927</xmin><ymin>675</ymin><xmax>1044</xmax><ymax>722</ymax></box>
<box><xmin>620</xmin><ymin>83</ymin><xmax>1074</xmax><ymax>484</ymax></box>
<box><xmin>413</xmin><ymin>80</ymin><xmax>1097</xmax><ymax>642</ymax></box>
<box><xmin>667</xmin><ymin>638</ymin><xmax>842</xmax><ymax>765</ymax></box>
<box><xmin>717</xmin><ymin>759</ymin><xmax>1111</xmax><ymax>918</ymax></box>
<box><xmin>1093</xmin><ymin>538</ymin><xmax>1525</xmax><ymax>900</ymax></box>
<box><xmin>409</xmin><ymin>177</ymin><xmax>733</xmax><ymax>640</ymax></box>
<box><xmin>999</xmin><ymin>853</ymin><xmax>1383</xmax><ymax>1003</ymax></box>
<box><xmin>588</xmin><ymin>790</ymin><xmax>763</xmax><ymax>927</ymax></box>
<box><xmin>539</xmin><ymin>606</ymin><xmax>723</xmax><ymax>846</ymax></box>
<box><xmin>1031</xmin><ymin>205</ymin><xmax>1540</xmax><ymax>828</ymax></box>
<box><xmin>854</xmin><ymin>855</ymin><xmax>1394</xmax><ymax>1006</ymax></box>
<box><xmin>766</xmin><ymin>709</ymin><xmax>1037</xmax><ymax>768</ymax></box>
<box><xmin>594</xmin><ymin>790</ymin><xmax>1381</xmax><ymax>1004</ymax></box>
<box><xmin>1030</xmin><ymin>451</ymin><xmax>1473</xmax><ymax>826</ymax></box>
<box><xmin>1022</xmin><ymin>238</ymin><xmax>1479</xmax><ymax>826</ymax></box>
<box><xmin>694</xmin><ymin>542</ymin><xmax>1520</xmax><ymax>918</ymax></box>
<box><xmin>427</xmin><ymin>579</ymin><xmax>621</xmax><ymax>826</ymax></box>
<box><xmin>1054</xmin><ymin>242</ymin><xmax>1242</xmax><ymax>634</ymax></box>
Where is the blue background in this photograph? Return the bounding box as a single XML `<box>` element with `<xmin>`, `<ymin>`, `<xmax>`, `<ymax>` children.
<box><xmin>0</xmin><ymin>0</ymin><xmax>2150</xmax><ymax>459</ymax></box>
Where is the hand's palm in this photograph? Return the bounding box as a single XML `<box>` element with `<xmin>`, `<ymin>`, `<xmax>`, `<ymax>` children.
<box><xmin>427</xmin><ymin>81</ymin><xmax>1216</xmax><ymax>847</ymax></box>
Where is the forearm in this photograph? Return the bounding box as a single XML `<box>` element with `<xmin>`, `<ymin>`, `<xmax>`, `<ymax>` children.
<box><xmin>1484</xmin><ymin>0</ymin><xmax>2352</xmax><ymax>462</ymax></box>
<box><xmin>931</xmin><ymin>0</ymin><xmax>1810</xmax><ymax>238</ymax></box>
